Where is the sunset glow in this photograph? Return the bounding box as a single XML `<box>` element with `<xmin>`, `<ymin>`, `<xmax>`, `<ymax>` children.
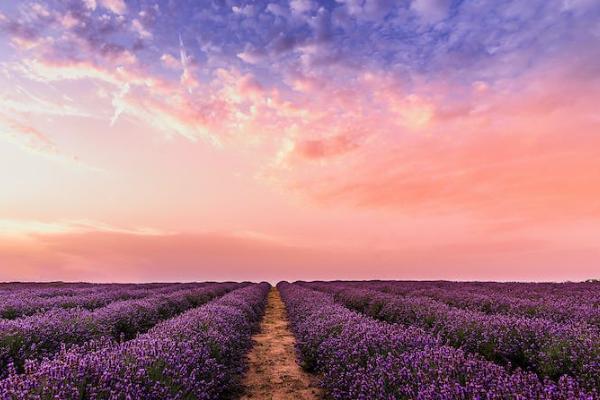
<box><xmin>0</xmin><ymin>0</ymin><xmax>599</xmax><ymax>282</ymax></box>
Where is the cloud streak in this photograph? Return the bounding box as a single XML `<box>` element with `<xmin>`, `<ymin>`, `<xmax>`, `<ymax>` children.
<box><xmin>1</xmin><ymin>227</ymin><xmax>597</xmax><ymax>282</ymax></box>
<box><xmin>0</xmin><ymin>115</ymin><xmax>98</xmax><ymax>169</ymax></box>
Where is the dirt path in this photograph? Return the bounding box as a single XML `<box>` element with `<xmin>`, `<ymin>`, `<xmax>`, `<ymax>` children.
<box><xmin>240</xmin><ymin>287</ymin><xmax>322</xmax><ymax>400</ymax></box>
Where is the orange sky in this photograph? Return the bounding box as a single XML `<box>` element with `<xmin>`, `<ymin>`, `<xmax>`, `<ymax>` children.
<box><xmin>0</xmin><ymin>0</ymin><xmax>599</xmax><ymax>282</ymax></box>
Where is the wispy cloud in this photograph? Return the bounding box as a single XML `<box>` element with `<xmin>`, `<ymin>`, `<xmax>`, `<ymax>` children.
<box><xmin>97</xmin><ymin>0</ymin><xmax>127</xmax><ymax>15</ymax></box>
<box><xmin>0</xmin><ymin>83</ymin><xmax>91</xmax><ymax>118</ymax></box>
<box><xmin>0</xmin><ymin>218</ymin><xmax>169</xmax><ymax>238</ymax></box>
<box><xmin>0</xmin><ymin>115</ymin><xmax>99</xmax><ymax>170</ymax></box>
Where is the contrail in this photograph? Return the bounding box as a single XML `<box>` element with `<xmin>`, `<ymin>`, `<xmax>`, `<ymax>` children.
<box><xmin>110</xmin><ymin>83</ymin><xmax>130</xmax><ymax>127</ymax></box>
<box><xmin>179</xmin><ymin>33</ymin><xmax>194</xmax><ymax>93</ymax></box>
<box><xmin>179</xmin><ymin>33</ymin><xmax>188</xmax><ymax>69</ymax></box>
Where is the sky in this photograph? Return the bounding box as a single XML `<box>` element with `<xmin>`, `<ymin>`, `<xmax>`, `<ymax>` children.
<box><xmin>0</xmin><ymin>0</ymin><xmax>599</xmax><ymax>283</ymax></box>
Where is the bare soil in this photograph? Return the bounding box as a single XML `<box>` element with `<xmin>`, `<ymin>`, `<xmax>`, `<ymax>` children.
<box><xmin>240</xmin><ymin>287</ymin><xmax>322</xmax><ymax>400</ymax></box>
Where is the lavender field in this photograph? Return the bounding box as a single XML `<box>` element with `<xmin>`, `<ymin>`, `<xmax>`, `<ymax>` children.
<box><xmin>0</xmin><ymin>281</ymin><xmax>598</xmax><ymax>399</ymax></box>
<box><xmin>283</xmin><ymin>281</ymin><xmax>599</xmax><ymax>399</ymax></box>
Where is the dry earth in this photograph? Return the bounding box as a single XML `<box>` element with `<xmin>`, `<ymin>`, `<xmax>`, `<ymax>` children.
<box><xmin>240</xmin><ymin>287</ymin><xmax>322</xmax><ymax>400</ymax></box>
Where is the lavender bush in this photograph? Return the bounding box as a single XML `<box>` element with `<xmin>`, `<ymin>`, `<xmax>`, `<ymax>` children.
<box><xmin>343</xmin><ymin>281</ymin><xmax>600</xmax><ymax>327</ymax></box>
<box><xmin>0</xmin><ymin>283</ymin><xmax>190</xmax><ymax>319</ymax></box>
<box><xmin>0</xmin><ymin>282</ymin><xmax>243</xmax><ymax>375</ymax></box>
<box><xmin>0</xmin><ymin>283</ymin><xmax>270</xmax><ymax>399</ymax></box>
<box><xmin>301</xmin><ymin>281</ymin><xmax>600</xmax><ymax>392</ymax></box>
<box><xmin>280</xmin><ymin>282</ymin><xmax>597</xmax><ymax>400</ymax></box>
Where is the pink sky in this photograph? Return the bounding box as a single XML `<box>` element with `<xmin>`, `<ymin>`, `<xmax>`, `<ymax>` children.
<box><xmin>0</xmin><ymin>1</ymin><xmax>599</xmax><ymax>282</ymax></box>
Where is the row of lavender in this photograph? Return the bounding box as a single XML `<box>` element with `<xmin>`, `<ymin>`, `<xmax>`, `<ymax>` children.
<box><xmin>0</xmin><ymin>282</ymin><xmax>102</xmax><ymax>293</ymax></box>
<box><xmin>0</xmin><ymin>283</ymin><xmax>201</xmax><ymax>319</ymax></box>
<box><xmin>0</xmin><ymin>283</ymin><xmax>270</xmax><ymax>399</ymax></box>
<box><xmin>341</xmin><ymin>280</ymin><xmax>600</xmax><ymax>326</ymax></box>
<box><xmin>431</xmin><ymin>281</ymin><xmax>596</xmax><ymax>299</ymax></box>
<box><xmin>0</xmin><ymin>282</ymin><xmax>173</xmax><ymax>297</ymax></box>
<box><xmin>0</xmin><ymin>282</ymin><xmax>245</xmax><ymax>376</ymax></box>
<box><xmin>300</xmin><ymin>281</ymin><xmax>600</xmax><ymax>393</ymax></box>
<box><xmin>367</xmin><ymin>280</ymin><xmax>600</xmax><ymax>302</ymax></box>
<box><xmin>280</xmin><ymin>282</ymin><xmax>597</xmax><ymax>399</ymax></box>
<box><xmin>0</xmin><ymin>283</ymin><xmax>172</xmax><ymax>304</ymax></box>
<box><xmin>402</xmin><ymin>286</ymin><xmax>598</xmax><ymax>327</ymax></box>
